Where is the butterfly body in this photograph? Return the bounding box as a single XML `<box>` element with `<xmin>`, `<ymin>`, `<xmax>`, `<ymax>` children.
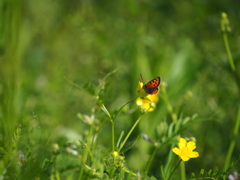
<box><xmin>140</xmin><ymin>74</ymin><xmax>161</xmax><ymax>95</ymax></box>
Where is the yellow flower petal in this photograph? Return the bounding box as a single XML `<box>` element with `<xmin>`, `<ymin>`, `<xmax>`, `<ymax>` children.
<box><xmin>136</xmin><ymin>94</ymin><xmax>159</xmax><ymax>112</ymax></box>
<box><xmin>137</xmin><ymin>81</ymin><xmax>149</xmax><ymax>98</ymax></box>
<box><xmin>173</xmin><ymin>138</ymin><xmax>199</xmax><ymax>161</ymax></box>
<box><xmin>189</xmin><ymin>151</ymin><xmax>199</xmax><ymax>158</ymax></box>
<box><xmin>172</xmin><ymin>148</ymin><xmax>181</xmax><ymax>155</ymax></box>
<box><xmin>147</xmin><ymin>94</ymin><xmax>159</xmax><ymax>103</ymax></box>
<box><xmin>178</xmin><ymin>138</ymin><xmax>187</xmax><ymax>149</ymax></box>
<box><xmin>187</xmin><ymin>141</ymin><xmax>196</xmax><ymax>150</ymax></box>
<box><xmin>181</xmin><ymin>155</ymin><xmax>190</xmax><ymax>162</ymax></box>
<box><xmin>136</xmin><ymin>98</ymin><xmax>154</xmax><ymax>112</ymax></box>
<box><xmin>137</xmin><ymin>81</ymin><xmax>143</xmax><ymax>90</ymax></box>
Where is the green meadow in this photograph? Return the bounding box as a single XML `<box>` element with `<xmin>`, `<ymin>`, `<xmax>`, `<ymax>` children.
<box><xmin>0</xmin><ymin>1</ymin><xmax>240</xmax><ymax>179</ymax></box>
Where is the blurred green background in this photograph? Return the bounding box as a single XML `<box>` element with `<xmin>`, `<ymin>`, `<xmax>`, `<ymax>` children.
<box><xmin>1</xmin><ymin>0</ymin><xmax>240</xmax><ymax>179</ymax></box>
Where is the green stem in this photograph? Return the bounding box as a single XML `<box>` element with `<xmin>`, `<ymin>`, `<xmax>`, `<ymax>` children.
<box><xmin>111</xmin><ymin>96</ymin><xmax>138</xmax><ymax>151</ymax></box>
<box><xmin>111</xmin><ymin>119</ymin><xmax>115</xmax><ymax>151</ymax></box>
<box><xmin>180</xmin><ymin>161</ymin><xmax>186</xmax><ymax>180</ymax></box>
<box><xmin>144</xmin><ymin>146</ymin><xmax>160</xmax><ymax>177</ymax></box>
<box><xmin>78</xmin><ymin>124</ymin><xmax>94</xmax><ymax>180</ymax></box>
<box><xmin>161</xmin><ymin>85</ymin><xmax>177</xmax><ymax>123</ymax></box>
<box><xmin>100</xmin><ymin>104</ymin><xmax>115</xmax><ymax>151</ymax></box>
<box><xmin>113</xmin><ymin>95</ymin><xmax>138</xmax><ymax>120</ymax></box>
<box><xmin>220</xmin><ymin>13</ymin><xmax>240</xmax><ymax>171</ymax></box>
<box><xmin>118</xmin><ymin>114</ymin><xmax>144</xmax><ymax>152</ymax></box>
<box><xmin>223</xmin><ymin>107</ymin><xmax>240</xmax><ymax>171</ymax></box>
<box><xmin>123</xmin><ymin>168</ymin><xmax>138</xmax><ymax>177</ymax></box>
<box><xmin>222</xmin><ymin>32</ymin><xmax>235</xmax><ymax>71</ymax></box>
<box><xmin>167</xmin><ymin>159</ymin><xmax>182</xmax><ymax>180</ymax></box>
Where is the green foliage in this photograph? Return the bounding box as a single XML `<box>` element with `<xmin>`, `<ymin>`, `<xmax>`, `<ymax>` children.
<box><xmin>190</xmin><ymin>167</ymin><xmax>233</xmax><ymax>180</ymax></box>
<box><xmin>0</xmin><ymin>0</ymin><xmax>240</xmax><ymax>179</ymax></box>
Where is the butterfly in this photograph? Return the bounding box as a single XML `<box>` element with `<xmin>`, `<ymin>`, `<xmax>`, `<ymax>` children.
<box><xmin>140</xmin><ymin>74</ymin><xmax>161</xmax><ymax>95</ymax></box>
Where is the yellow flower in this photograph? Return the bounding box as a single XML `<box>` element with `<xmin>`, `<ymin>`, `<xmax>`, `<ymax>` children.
<box><xmin>172</xmin><ymin>138</ymin><xmax>199</xmax><ymax>161</ymax></box>
<box><xmin>137</xmin><ymin>81</ymin><xmax>149</xmax><ymax>98</ymax></box>
<box><xmin>111</xmin><ymin>151</ymin><xmax>119</xmax><ymax>158</ymax></box>
<box><xmin>136</xmin><ymin>81</ymin><xmax>159</xmax><ymax>112</ymax></box>
<box><xmin>136</xmin><ymin>95</ymin><xmax>159</xmax><ymax>112</ymax></box>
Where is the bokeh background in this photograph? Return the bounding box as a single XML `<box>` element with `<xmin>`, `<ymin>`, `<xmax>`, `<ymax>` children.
<box><xmin>1</xmin><ymin>0</ymin><xmax>240</xmax><ymax>179</ymax></box>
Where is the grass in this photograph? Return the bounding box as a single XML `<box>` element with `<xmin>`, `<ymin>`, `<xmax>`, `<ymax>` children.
<box><xmin>0</xmin><ymin>0</ymin><xmax>240</xmax><ymax>179</ymax></box>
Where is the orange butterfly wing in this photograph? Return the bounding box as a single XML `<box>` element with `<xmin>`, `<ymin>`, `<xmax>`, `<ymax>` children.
<box><xmin>146</xmin><ymin>77</ymin><xmax>161</xmax><ymax>88</ymax></box>
<box><xmin>140</xmin><ymin>74</ymin><xmax>161</xmax><ymax>95</ymax></box>
<box><xmin>148</xmin><ymin>88</ymin><xmax>159</xmax><ymax>95</ymax></box>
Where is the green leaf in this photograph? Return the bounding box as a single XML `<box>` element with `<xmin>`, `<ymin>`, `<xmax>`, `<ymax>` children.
<box><xmin>199</xmin><ymin>169</ymin><xmax>205</xmax><ymax>177</ymax></box>
<box><xmin>168</xmin><ymin>123</ymin><xmax>174</xmax><ymax>137</ymax></box>
<box><xmin>66</xmin><ymin>173</ymin><xmax>74</xmax><ymax>180</ymax></box>
<box><xmin>41</xmin><ymin>158</ymin><xmax>51</xmax><ymax>169</ymax></box>
<box><xmin>77</xmin><ymin>113</ymin><xmax>84</xmax><ymax>120</ymax></box>
<box><xmin>192</xmin><ymin>114</ymin><xmax>198</xmax><ymax>120</ymax></box>
<box><xmin>116</xmin><ymin>131</ymin><xmax>125</xmax><ymax>149</ymax></box>
<box><xmin>121</xmin><ymin>136</ymin><xmax>139</xmax><ymax>153</ymax></box>
<box><xmin>190</xmin><ymin>172</ymin><xmax>195</xmax><ymax>178</ymax></box>
<box><xmin>182</xmin><ymin>117</ymin><xmax>190</xmax><ymax>125</ymax></box>
<box><xmin>150</xmin><ymin>175</ymin><xmax>158</xmax><ymax>180</ymax></box>
<box><xmin>175</xmin><ymin>118</ymin><xmax>182</xmax><ymax>132</ymax></box>
<box><xmin>100</xmin><ymin>104</ymin><xmax>112</xmax><ymax>120</ymax></box>
<box><xmin>213</xmin><ymin>169</ymin><xmax>218</xmax><ymax>176</ymax></box>
<box><xmin>160</xmin><ymin>165</ymin><xmax>166</xmax><ymax>179</ymax></box>
<box><xmin>82</xmin><ymin>82</ymin><xmax>97</xmax><ymax>95</ymax></box>
<box><xmin>208</xmin><ymin>169</ymin><xmax>213</xmax><ymax>176</ymax></box>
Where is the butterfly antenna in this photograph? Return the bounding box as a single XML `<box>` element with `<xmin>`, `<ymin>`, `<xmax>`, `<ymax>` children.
<box><xmin>140</xmin><ymin>74</ymin><xmax>145</xmax><ymax>84</ymax></box>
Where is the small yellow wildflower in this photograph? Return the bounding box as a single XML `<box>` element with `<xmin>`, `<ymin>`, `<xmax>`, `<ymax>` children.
<box><xmin>172</xmin><ymin>138</ymin><xmax>199</xmax><ymax>161</ymax></box>
<box><xmin>136</xmin><ymin>94</ymin><xmax>159</xmax><ymax>112</ymax></box>
<box><xmin>111</xmin><ymin>151</ymin><xmax>119</xmax><ymax>158</ymax></box>
<box><xmin>136</xmin><ymin>81</ymin><xmax>159</xmax><ymax>112</ymax></box>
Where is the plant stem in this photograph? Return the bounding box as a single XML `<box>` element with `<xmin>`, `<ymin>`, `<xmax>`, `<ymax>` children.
<box><xmin>113</xmin><ymin>95</ymin><xmax>138</xmax><ymax>120</ymax></box>
<box><xmin>111</xmin><ymin>96</ymin><xmax>138</xmax><ymax>151</ymax></box>
<box><xmin>220</xmin><ymin>13</ymin><xmax>240</xmax><ymax>171</ymax></box>
<box><xmin>161</xmin><ymin>84</ymin><xmax>177</xmax><ymax>123</ymax></box>
<box><xmin>180</xmin><ymin>161</ymin><xmax>186</xmax><ymax>180</ymax></box>
<box><xmin>221</xmin><ymin>12</ymin><xmax>235</xmax><ymax>72</ymax></box>
<box><xmin>100</xmin><ymin>104</ymin><xmax>115</xmax><ymax>151</ymax></box>
<box><xmin>144</xmin><ymin>146</ymin><xmax>160</xmax><ymax>177</ymax></box>
<box><xmin>222</xmin><ymin>32</ymin><xmax>235</xmax><ymax>71</ymax></box>
<box><xmin>123</xmin><ymin>168</ymin><xmax>138</xmax><ymax>177</ymax></box>
<box><xmin>78</xmin><ymin>123</ymin><xmax>94</xmax><ymax>180</ymax></box>
<box><xmin>224</xmin><ymin>107</ymin><xmax>240</xmax><ymax>171</ymax></box>
<box><xmin>112</xmin><ymin>96</ymin><xmax>138</xmax><ymax>151</ymax></box>
<box><xmin>167</xmin><ymin>159</ymin><xmax>182</xmax><ymax>180</ymax></box>
<box><xmin>119</xmin><ymin>114</ymin><xmax>144</xmax><ymax>152</ymax></box>
<box><xmin>111</xmin><ymin>119</ymin><xmax>115</xmax><ymax>151</ymax></box>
